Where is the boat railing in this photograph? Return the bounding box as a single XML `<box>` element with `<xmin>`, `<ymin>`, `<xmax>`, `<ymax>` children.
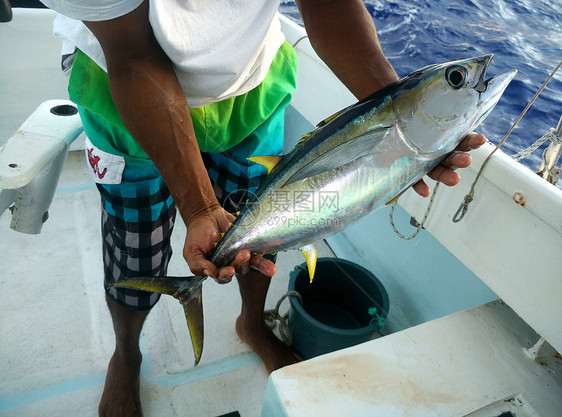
<box><xmin>0</xmin><ymin>100</ymin><xmax>83</xmax><ymax>234</ymax></box>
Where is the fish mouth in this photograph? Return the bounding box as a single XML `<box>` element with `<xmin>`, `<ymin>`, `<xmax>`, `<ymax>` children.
<box><xmin>482</xmin><ymin>68</ymin><xmax>518</xmax><ymax>97</ymax></box>
<box><xmin>474</xmin><ymin>56</ymin><xmax>518</xmax><ymax>124</ymax></box>
<box><xmin>470</xmin><ymin>54</ymin><xmax>517</xmax><ymax>96</ymax></box>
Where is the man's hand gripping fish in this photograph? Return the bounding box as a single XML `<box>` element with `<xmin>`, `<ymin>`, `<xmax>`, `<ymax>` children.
<box><xmin>113</xmin><ymin>55</ymin><xmax>516</xmax><ymax>365</ymax></box>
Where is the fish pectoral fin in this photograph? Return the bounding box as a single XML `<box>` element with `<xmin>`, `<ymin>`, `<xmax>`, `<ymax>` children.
<box><xmin>111</xmin><ymin>275</ymin><xmax>206</xmax><ymax>366</ymax></box>
<box><xmin>299</xmin><ymin>243</ymin><xmax>319</xmax><ymax>282</ymax></box>
<box><xmin>247</xmin><ymin>155</ymin><xmax>283</xmax><ymax>174</ymax></box>
<box><xmin>283</xmin><ymin>125</ymin><xmax>392</xmax><ymax>187</ymax></box>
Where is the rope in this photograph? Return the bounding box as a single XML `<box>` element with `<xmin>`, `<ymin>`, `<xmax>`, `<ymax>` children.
<box><xmin>264</xmin><ymin>290</ymin><xmax>302</xmax><ymax>346</ymax></box>
<box><xmin>453</xmin><ymin>59</ymin><xmax>562</xmax><ymax>223</ymax></box>
<box><xmin>511</xmin><ymin>128</ymin><xmax>559</xmax><ymax>161</ymax></box>
<box><xmin>389</xmin><ymin>182</ymin><xmax>441</xmax><ymax>240</ymax></box>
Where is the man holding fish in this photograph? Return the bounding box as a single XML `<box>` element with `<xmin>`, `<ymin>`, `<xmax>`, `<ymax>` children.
<box><xmin>39</xmin><ymin>0</ymin><xmax>486</xmax><ymax>415</ymax></box>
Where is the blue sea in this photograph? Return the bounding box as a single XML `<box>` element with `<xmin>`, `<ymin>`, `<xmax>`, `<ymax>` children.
<box><xmin>280</xmin><ymin>0</ymin><xmax>562</xmax><ymax>173</ymax></box>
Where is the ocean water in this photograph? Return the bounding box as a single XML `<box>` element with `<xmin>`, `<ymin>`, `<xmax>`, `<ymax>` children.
<box><xmin>280</xmin><ymin>0</ymin><xmax>562</xmax><ymax>173</ymax></box>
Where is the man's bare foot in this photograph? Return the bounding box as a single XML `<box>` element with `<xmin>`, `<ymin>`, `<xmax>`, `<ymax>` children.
<box><xmin>98</xmin><ymin>349</ymin><xmax>143</xmax><ymax>417</ymax></box>
<box><xmin>236</xmin><ymin>315</ymin><xmax>302</xmax><ymax>374</ymax></box>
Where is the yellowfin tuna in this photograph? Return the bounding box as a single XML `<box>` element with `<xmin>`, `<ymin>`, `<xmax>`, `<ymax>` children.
<box><xmin>113</xmin><ymin>55</ymin><xmax>516</xmax><ymax>365</ymax></box>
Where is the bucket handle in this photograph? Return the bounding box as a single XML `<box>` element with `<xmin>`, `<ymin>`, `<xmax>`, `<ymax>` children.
<box><xmin>264</xmin><ymin>290</ymin><xmax>303</xmax><ymax>346</ymax></box>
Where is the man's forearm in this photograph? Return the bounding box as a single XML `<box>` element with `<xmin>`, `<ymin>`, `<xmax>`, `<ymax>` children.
<box><xmin>84</xmin><ymin>3</ymin><xmax>219</xmax><ymax>226</ymax></box>
<box><xmin>296</xmin><ymin>0</ymin><xmax>398</xmax><ymax>99</ymax></box>
<box><xmin>106</xmin><ymin>57</ymin><xmax>220</xmax><ymax>224</ymax></box>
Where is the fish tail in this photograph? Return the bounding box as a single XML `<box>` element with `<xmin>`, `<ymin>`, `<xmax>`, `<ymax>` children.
<box><xmin>111</xmin><ymin>275</ymin><xmax>206</xmax><ymax>366</ymax></box>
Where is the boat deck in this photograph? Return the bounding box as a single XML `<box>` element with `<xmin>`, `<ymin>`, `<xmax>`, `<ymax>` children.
<box><xmin>0</xmin><ymin>149</ymin><xmax>336</xmax><ymax>416</ymax></box>
<box><xmin>0</xmin><ymin>9</ymin><xmax>334</xmax><ymax>415</ymax></box>
<box><xmin>2</xmin><ymin>7</ymin><xmax>561</xmax><ymax>417</ymax></box>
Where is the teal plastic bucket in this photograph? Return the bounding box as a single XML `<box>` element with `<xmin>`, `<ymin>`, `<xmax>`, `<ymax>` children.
<box><xmin>288</xmin><ymin>258</ymin><xmax>389</xmax><ymax>359</ymax></box>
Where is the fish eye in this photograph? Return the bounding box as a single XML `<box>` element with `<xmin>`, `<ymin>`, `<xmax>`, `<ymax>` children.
<box><xmin>445</xmin><ymin>65</ymin><xmax>468</xmax><ymax>89</ymax></box>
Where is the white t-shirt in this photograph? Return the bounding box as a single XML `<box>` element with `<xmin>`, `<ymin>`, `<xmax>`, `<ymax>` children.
<box><xmin>41</xmin><ymin>0</ymin><xmax>285</xmax><ymax>108</ymax></box>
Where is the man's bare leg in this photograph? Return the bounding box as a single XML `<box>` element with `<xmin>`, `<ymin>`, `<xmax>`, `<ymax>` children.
<box><xmin>99</xmin><ymin>295</ymin><xmax>149</xmax><ymax>417</ymax></box>
<box><xmin>235</xmin><ymin>270</ymin><xmax>301</xmax><ymax>374</ymax></box>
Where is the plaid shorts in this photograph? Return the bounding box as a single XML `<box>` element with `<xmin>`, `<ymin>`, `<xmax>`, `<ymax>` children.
<box><xmin>100</xmin><ymin>106</ymin><xmax>285</xmax><ymax>310</ymax></box>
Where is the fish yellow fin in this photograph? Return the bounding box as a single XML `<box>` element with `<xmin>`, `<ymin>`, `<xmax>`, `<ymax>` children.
<box><xmin>299</xmin><ymin>243</ymin><xmax>319</xmax><ymax>282</ymax></box>
<box><xmin>288</xmin><ymin>107</ymin><xmax>349</xmax><ymax>153</ymax></box>
<box><xmin>316</xmin><ymin>106</ymin><xmax>348</xmax><ymax>128</ymax></box>
<box><xmin>384</xmin><ymin>188</ymin><xmax>408</xmax><ymax>206</ymax></box>
<box><xmin>297</xmin><ymin>131</ymin><xmax>312</xmax><ymax>144</ymax></box>
<box><xmin>247</xmin><ymin>155</ymin><xmax>283</xmax><ymax>174</ymax></box>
